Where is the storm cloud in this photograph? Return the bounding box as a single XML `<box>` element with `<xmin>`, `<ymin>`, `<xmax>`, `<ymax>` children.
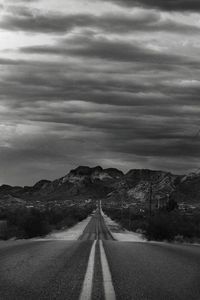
<box><xmin>105</xmin><ymin>0</ymin><xmax>200</xmax><ymax>11</ymax></box>
<box><xmin>0</xmin><ymin>0</ymin><xmax>200</xmax><ymax>185</ymax></box>
<box><xmin>1</xmin><ymin>8</ymin><xmax>200</xmax><ymax>34</ymax></box>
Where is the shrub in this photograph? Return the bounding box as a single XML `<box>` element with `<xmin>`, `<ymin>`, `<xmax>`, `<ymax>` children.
<box><xmin>20</xmin><ymin>208</ymin><xmax>51</xmax><ymax>238</ymax></box>
<box><xmin>146</xmin><ymin>214</ymin><xmax>175</xmax><ymax>241</ymax></box>
<box><xmin>0</xmin><ymin>202</ymin><xmax>95</xmax><ymax>239</ymax></box>
<box><xmin>174</xmin><ymin>235</ymin><xmax>184</xmax><ymax>243</ymax></box>
<box><xmin>103</xmin><ymin>205</ymin><xmax>200</xmax><ymax>242</ymax></box>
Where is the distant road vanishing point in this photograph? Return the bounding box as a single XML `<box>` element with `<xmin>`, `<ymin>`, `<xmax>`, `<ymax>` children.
<box><xmin>0</xmin><ymin>205</ymin><xmax>200</xmax><ymax>300</ymax></box>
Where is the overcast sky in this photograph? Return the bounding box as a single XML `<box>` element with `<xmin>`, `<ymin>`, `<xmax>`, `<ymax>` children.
<box><xmin>0</xmin><ymin>0</ymin><xmax>200</xmax><ymax>185</ymax></box>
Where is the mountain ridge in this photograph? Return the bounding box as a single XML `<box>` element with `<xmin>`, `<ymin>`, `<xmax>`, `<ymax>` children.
<box><xmin>0</xmin><ymin>166</ymin><xmax>199</xmax><ymax>208</ymax></box>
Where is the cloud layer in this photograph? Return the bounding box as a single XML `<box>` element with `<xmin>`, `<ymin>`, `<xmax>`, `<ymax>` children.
<box><xmin>0</xmin><ymin>0</ymin><xmax>200</xmax><ymax>185</ymax></box>
<box><xmin>106</xmin><ymin>0</ymin><xmax>200</xmax><ymax>11</ymax></box>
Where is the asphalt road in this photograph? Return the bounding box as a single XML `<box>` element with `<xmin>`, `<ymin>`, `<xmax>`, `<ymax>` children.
<box><xmin>0</xmin><ymin>209</ymin><xmax>200</xmax><ymax>300</ymax></box>
<box><xmin>79</xmin><ymin>207</ymin><xmax>114</xmax><ymax>241</ymax></box>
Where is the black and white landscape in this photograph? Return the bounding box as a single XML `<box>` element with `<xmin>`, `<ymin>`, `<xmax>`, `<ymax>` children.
<box><xmin>0</xmin><ymin>0</ymin><xmax>200</xmax><ymax>299</ymax></box>
<box><xmin>0</xmin><ymin>165</ymin><xmax>200</xmax><ymax>299</ymax></box>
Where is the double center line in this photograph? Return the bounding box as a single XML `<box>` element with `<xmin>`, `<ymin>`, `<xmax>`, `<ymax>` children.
<box><xmin>79</xmin><ymin>239</ymin><xmax>116</xmax><ymax>300</ymax></box>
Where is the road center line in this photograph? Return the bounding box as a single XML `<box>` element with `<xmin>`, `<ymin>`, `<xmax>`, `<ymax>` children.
<box><xmin>79</xmin><ymin>240</ymin><xmax>97</xmax><ymax>300</ymax></box>
<box><xmin>99</xmin><ymin>240</ymin><xmax>116</xmax><ymax>300</ymax></box>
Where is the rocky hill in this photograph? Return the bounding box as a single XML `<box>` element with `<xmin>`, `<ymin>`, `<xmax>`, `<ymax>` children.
<box><xmin>0</xmin><ymin>166</ymin><xmax>124</xmax><ymax>202</ymax></box>
<box><xmin>171</xmin><ymin>170</ymin><xmax>200</xmax><ymax>205</ymax></box>
<box><xmin>0</xmin><ymin>166</ymin><xmax>199</xmax><ymax>208</ymax></box>
<box><xmin>106</xmin><ymin>169</ymin><xmax>181</xmax><ymax>209</ymax></box>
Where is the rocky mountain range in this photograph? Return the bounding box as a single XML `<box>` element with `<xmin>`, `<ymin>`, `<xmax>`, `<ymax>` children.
<box><xmin>0</xmin><ymin>166</ymin><xmax>200</xmax><ymax>208</ymax></box>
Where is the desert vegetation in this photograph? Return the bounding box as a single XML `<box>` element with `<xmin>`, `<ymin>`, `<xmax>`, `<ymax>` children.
<box><xmin>103</xmin><ymin>205</ymin><xmax>200</xmax><ymax>243</ymax></box>
<box><xmin>0</xmin><ymin>203</ymin><xmax>95</xmax><ymax>239</ymax></box>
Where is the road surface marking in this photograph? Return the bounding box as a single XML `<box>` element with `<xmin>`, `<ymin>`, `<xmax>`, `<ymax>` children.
<box><xmin>96</xmin><ymin>221</ymin><xmax>99</xmax><ymax>240</ymax></box>
<box><xmin>100</xmin><ymin>240</ymin><xmax>116</xmax><ymax>300</ymax></box>
<box><xmin>79</xmin><ymin>240</ymin><xmax>97</xmax><ymax>300</ymax></box>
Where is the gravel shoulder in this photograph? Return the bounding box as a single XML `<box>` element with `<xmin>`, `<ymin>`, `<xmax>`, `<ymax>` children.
<box><xmin>101</xmin><ymin>209</ymin><xmax>146</xmax><ymax>242</ymax></box>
